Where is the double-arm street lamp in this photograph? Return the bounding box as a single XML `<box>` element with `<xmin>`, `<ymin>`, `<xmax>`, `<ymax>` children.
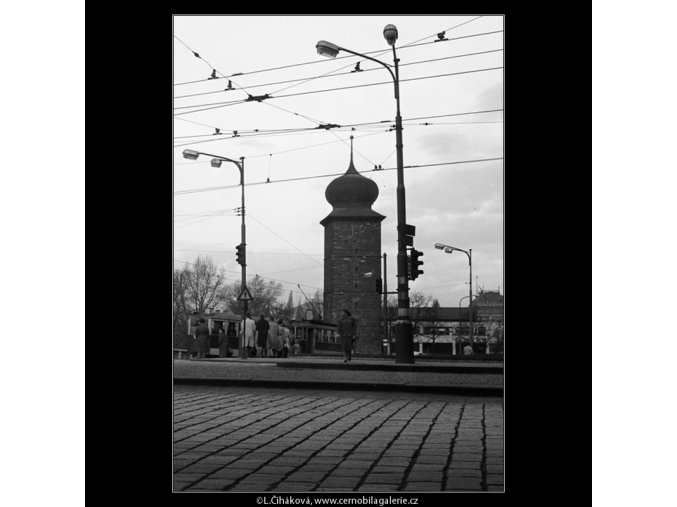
<box><xmin>317</xmin><ymin>24</ymin><xmax>414</xmax><ymax>364</ymax></box>
<box><xmin>435</xmin><ymin>243</ymin><xmax>473</xmax><ymax>347</ymax></box>
<box><xmin>182</xmin><ymin>149</ymin><xmax>249</xmax><ymax>358</ymax></box>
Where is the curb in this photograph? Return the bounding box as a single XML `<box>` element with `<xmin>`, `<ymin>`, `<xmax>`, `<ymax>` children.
<box><xmin>275</xmin><ymin>361</ymin><xmax>503</xmax><ymax>374</ymax></box>
<box><xmin>173</xmin><ymin>377</ymin><xmax>504</xmax><ymax>397</ymax></box>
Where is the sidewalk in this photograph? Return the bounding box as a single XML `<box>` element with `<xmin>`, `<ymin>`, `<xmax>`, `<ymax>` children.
<box><xmin>173</xmin><ymin>356</ymin><xmax>503</xmax><ymax>396</ymax></box>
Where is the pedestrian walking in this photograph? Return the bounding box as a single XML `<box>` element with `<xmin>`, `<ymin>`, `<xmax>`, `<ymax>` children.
<box><xmin>255</xmin><ymin>313</ymin><xmax>270</xmax><ymax>358</ymax></box>
<box><xmin>337</xmin><ymin>309</ymin><xmax>357</xmax><ymax>363</ymax></box>
<box><xmin>239</xmin><ymin>312</ymin><xmax>256</xmax><ymax>359</ymax></box>
<box><xmin>267</xmin><ymin>316</ymin><xmax>280</xmax><ymax>357</ymax></box>
<box><xmin>194</xmin><ymin>318</ymin><xmax>210</xmax><ymax>359</ymax></box>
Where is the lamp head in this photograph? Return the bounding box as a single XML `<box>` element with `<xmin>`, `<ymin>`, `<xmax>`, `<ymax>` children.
<box><xmin>383</xmin><ymin>24</ymin><xmax>398</xmax><ymax>46</ymax></box>
<box><xmin>316</xmin><ymin>40</ymin><xmax>340</xmax><ymax>58</ymax></box>
<box><xmin>210</xmin><ymin>158</ymin><xmax>223</xmax><ymax>168</ymax></box>
<box><xmin>444</xmin><ymin>247</ymin><xmax>454</xmax><ymax>254</ymax></box>
<box><xmin>182</xmin><ymin>149</ymin><xmax>200</xmax><ymax>160</ymax></box>
<box><xmin>434</xmin><ymin>243</ymin><xmax>445</xmax><ymax>250</ymax></box>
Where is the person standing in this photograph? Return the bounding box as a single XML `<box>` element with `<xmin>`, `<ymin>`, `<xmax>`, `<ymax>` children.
<box><xmin>267</xmin><ymin>316</ymin><xmax>280</xmax><ymax>358</ymax></box>
<box><xmin>337</xmin><ymin>309</ymin><xmax>357</xmax><ymax>363</ymax></box>
<box><xmin>194</xmin><ymin>318</ymin><xmax>210</xmax><ymax>359</ymax></box>
<box><xmin>255</xmin><ymin>314</ymin><xmax>270</xmax><ymax>358</ymax></box>
<box><xmin>239</xmin><ymin>312</ymin><xmax>256</xmax><ymax>359</ymax></box>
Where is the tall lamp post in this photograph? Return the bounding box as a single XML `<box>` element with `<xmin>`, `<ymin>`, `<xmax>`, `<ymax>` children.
<box><xmin>317</xmin><ymin>24</ymin><xmax>414</xmax><ymax>363</ymax></box>
<box><xmin>182</xmin><ymin>149</ymin><xmax>249</xmax><ymax>358</ymax></box>
<box><xmin>435</xmin><ymin>243</ymin><xmax>473</xmax><ymax>347</ymax></box>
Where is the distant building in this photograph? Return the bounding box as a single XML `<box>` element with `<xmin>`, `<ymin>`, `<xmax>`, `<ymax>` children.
<box><xmin>385</xmin><ymin>289</ymin><xmax>504</xmax><ymax>355</ymax></box>
<box><xmin>472</xmin><ymin>289</ymin><xmax>504</xmax><ymax>322</ymax></box>
<box><xmin>321</xmin><ymin>138</ymin><xmax>385</xmax><ymax>354</ymax></box>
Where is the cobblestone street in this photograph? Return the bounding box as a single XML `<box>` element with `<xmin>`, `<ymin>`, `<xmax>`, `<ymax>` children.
<box><xmin>173</xmin><ymin>385</ymin><xmax>503</xmax><ymax>492</ymax></box>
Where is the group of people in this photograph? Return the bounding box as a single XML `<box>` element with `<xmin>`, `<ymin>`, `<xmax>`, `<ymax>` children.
<box><xmin>239</xmin><ymin>313</ymin><xmax>295</xmax><ymax>359</ymax></box>
<box><xmin>192</xmin><ymin>318</ymin><xmax>233</xmax><ymax>359</ymax></box>
<box><xmin>192</xmin><ymin>308</ymin><xmax>358</xmax><ymax>362</ymax></box>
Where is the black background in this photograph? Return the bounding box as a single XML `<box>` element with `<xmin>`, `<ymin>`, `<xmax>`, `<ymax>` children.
<box><xmin>86</xmin><ymin>4</ymin><xmax>590</xmax><ymax>504</ymax></box>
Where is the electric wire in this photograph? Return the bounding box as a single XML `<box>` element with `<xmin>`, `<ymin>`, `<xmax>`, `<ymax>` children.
<box><xmin>173</xmin><ymin>130</ymin><xmax>389</xmax><ymax>165</ymax></box>
<box><xmin>174</xmin><ymin>48</ymin><xmax>504</xmax><ymax>99</ymax></box>
<box><xmin>248</xmin><ymin>214</ymin><xmax>323</xmax><ymax>267</ymax></box>
<box><xmin>175</xmin><ymin>249</ymin><xmax>323</xmax><ymax>257</ymax></box>
<box><xmin>173</xmin><ymin>119</ymin><xmax>501</xmax><ymax>141</ymax></box>
<box><xmin>173</xmin><ymin>65</ymin><xmax>503</xmax><ymax>117</ymax></box>
<box><xmin>173</xmin><ymin>258</ymin><xmax>323</xmax><ymax>292</ymax></box>
<box><xmin>268</xmin><ymin>16</ymin><xmax>486</xmax><ymax>95</ymax></box>
<box><xmin>174</xmin><ymin>34</ymin><xmax>252</xmax><ymax>97</ymax></box>
<box><xmin>174</xmin><ymin>157</ymin><xmax>504</xmax><ymax>195</ymax></box>
<box><xmin>173</xmin><ymin>26</ymin><xmax>502</xmax><ymax>86</ymax></box>
<box><xmin>173</xmin><ymin>108</ymin><xmax>503</xmax><ymax>146</ymax></box>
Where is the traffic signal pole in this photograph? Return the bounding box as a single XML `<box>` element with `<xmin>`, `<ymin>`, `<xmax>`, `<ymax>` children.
<box><xmin>238</xmin><ymin>157</ymin><xmax>247</xmax><ymax>358</ymax></box>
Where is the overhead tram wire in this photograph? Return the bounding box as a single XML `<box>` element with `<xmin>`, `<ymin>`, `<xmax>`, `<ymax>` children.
<box><xmin>247</xmin><ymin>214</ymin><xmax>324</xmax><ymax>267</ymax></box>
<box><xmin>174</xmin><ymin>157</ymin><xmax>504</xmax><ymax>195</ymax></box>
<box><xmin>268</xmin><ymin>16</ymin><xmax>488</xmax><ymax>97</ymax></box>
<box><xmin>174</xmin><ymin>130</ymin><xmax>390</xmax><ymax>165</ymax></box>
<box><xmin>174</xmin><ymin>48</ymin><xmax>504</xmax><ymax>99</ymax></box>
<box><xmin>172</xmin><ymin>258</ymin><xmax>323</xmax><ymax>292</ymax></box>
<box><xmin>173</xmin><ymin>66</ymin><xmax>504</xmax><ymax>118</ymax></box>
<box><xmin>172</xmin><ymin>108</ymin><xmax>504</xmax><ymax>146</ymax></box>
<box><xmin>173</xmin><ymin>34</ymin><xmax>252</xmax><ymax>98</ymax></box>
<box><xmin>260</xmin><ymin>88</ymin><xmax>382</xmax><ymax>168</ymax></box>
<box><xmin>172</xmin><ymin>28</ymin><xmax>504</xmax><ymax>87</ymax></box>
<box><xmin>172</xmin><ymin>125</ymin><xmax>370</xmax><ymax>148</ymax></box>
<box><xmin>175</xmin><ymin>249</ymin><xmax>324</xmax><ymax>257</ymax></box>
<box><xmin>172</xmin><ymin>121</ymin><xmax>468</xmax><ymax>147</ymax></box>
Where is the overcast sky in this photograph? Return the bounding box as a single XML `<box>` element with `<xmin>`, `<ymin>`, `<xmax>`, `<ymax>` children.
<box><xmin>173</xmin><ymin>15</ymin><xmax>504</xmax><ymax>308</ymax></box>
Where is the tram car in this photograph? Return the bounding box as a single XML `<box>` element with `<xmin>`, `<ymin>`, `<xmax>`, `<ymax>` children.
<box><xmin>187</xmin><ymin>311</ymin><xmax>241</xmax><ymax>357</ymax></box>
<box><xmin>290</xmin><ymin>318</ymin><xmax>338</xmax><ymax>355</ymax></box>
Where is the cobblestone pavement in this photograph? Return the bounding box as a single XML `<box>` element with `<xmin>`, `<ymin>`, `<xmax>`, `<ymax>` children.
<box><xmin>173</xmin><ymin>385</ymin><xmax>504</xmax><ymax>492</ymax></box>
<box><xmin>173</xmin><ymin>360</ymin><xmax>504</xmax><ymax>390</ymax></box>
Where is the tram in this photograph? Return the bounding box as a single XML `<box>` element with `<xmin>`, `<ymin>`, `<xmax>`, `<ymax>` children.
<box><xmin>186</xmin><ymin>311</ymin><xmax>340</xmax><ymax>357</ymax></box>
<box><xmin>290</xmin><ymin>319</ymin><xmax>338</xmax><ymax>355</ymax></box>
<box><xmin>187</xmin><ymin>311</ymin><xmax>241</xmax><ymax>357</ymax></box>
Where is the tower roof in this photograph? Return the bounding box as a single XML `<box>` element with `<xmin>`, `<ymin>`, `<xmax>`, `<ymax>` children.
<box><xmin>322</xmin><ymin>136</ymin><xmax>384</xmax><ymax>223</ymax></box>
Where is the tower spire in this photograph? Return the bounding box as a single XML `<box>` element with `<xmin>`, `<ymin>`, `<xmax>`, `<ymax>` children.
<box><xmin>346</xmin><ymin>134</ymin><xmax>357</xmax><ymax>174</ymax></box>
<box><xmin>350</xmin><ymin>134</ymin><xmax>354</xmax><ymax>165</ymax></box>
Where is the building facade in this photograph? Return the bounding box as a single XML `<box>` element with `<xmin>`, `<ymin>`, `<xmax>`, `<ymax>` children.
<box><xmin>321</xmin><ymin>141</ymin><xmax>385</xmax><ymax>354</ymax></box>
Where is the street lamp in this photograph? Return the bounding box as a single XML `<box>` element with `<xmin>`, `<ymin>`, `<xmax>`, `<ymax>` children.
<box><xmin>435</xmin><ymin>242</ymin><xmax>473</xmax><ymax>347</ymax></box>
<box><xmin>316</xmin><ymin>24</ymin><xmax>414</xmax><ymax>364</ymax></box>
<box><xmin>182</xmin><ymin>149</ymin><xmax>249</xmax><ymax>358</ymax></box>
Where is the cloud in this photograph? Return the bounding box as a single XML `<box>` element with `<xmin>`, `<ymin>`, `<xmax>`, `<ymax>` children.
<box><xmin>473</xmin><ymin>82</ymin><xmax>504</xmax><ymax>110</ymax></box>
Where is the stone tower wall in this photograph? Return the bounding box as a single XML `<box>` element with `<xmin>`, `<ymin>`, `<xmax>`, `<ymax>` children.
<box><xmin>323</xmin><ymin>219</ymin><xmax>383</xmax><ymax>354</ymax></box>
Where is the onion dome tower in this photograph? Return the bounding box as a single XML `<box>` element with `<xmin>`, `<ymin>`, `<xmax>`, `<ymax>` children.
<box><xmin>321</xmin><ymin>136</ymin><xmax>385</xmax><ymax>354</ymax></box>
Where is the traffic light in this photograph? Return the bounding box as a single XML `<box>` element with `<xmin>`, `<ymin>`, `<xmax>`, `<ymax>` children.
<box><xmin>375</xmin><ymin>278</ymin><xmax>383</xmax><ymax>294</ymax></box>
<box><xmin>235</xmin><ymin>243</ymin><xmax>246</xmax><ymax>266</ymax></box>
<box><xmin>409</xmin><ymin>248</ymin><xmax>424</xmax><ymax>280</ymax></box>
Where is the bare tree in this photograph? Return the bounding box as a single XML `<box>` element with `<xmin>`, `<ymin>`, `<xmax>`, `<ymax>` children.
<box><xmin>183</xmin><ymin>256</ymin><xmax>227</xmax><ymax>314</ymax></box>
<box><xmin>386</xmin><ymin>291</ymin><xmax>432</xmax><ymax>352</ymax></box>
<box><xmin>220</xmin><ymin>274</ymin><xmax>284</xmax><ymax>317</ymax></box>
<box><xmin>409</xmin><ymin>291</ymin><xmax>433</xmax><ymax>336</ymax></box>
<box><xmin>173</xmin><ymin>266</ymin><xmax>191</xmax><ymax>348</ymax></box>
